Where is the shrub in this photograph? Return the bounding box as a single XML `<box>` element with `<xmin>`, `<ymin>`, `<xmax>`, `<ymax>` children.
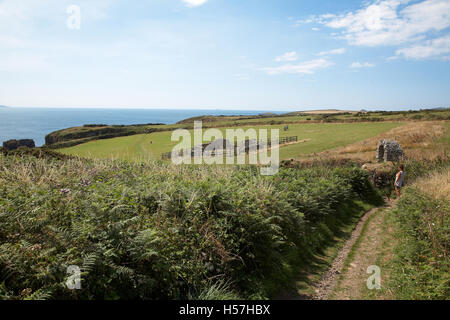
<box><xmin>388</xmin><ymin>189</ymin><xmax>449</xmax><ymax>299</ymax></box>
<box><xmin>0</xmin><ymin>155</ymin><xmax>380</xmax><ymax>300</ymax></box>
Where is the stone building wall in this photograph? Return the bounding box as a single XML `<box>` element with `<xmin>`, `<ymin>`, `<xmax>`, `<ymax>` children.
<box><xmin>376</xmin><ymin>139</ymin><xmax>403</xmax><ymax>163</ymax></box>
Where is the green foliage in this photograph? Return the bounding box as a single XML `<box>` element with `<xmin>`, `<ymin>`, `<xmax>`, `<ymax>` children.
<box><xmin>371</xmin><ymin>158</ymin><xmax>449</xmax><ymax>198</ymax></box>
<box><xmin>45</xmin><ymin>125</ymin><xmax>169</xmax><ymax>149</ymax></box>
<box><xmin>194</xmin><ymin>280</ymin><xmax>240</xmax><ymax>300</ymax></box>
<box><xmin>1</xmin><ymin>146</ymin><xmax>76</xmax><ymax>160</ymax></box>
<box><xmin>61</xmin><ymin>122</ymin><xmax>401</xmax><ymax>162</ymax></box>
<box><xmin>0</xmin><ymin>154</ymin><xmax>380</xmax><ymax>300</ymax></box>
<box><xmin>388</xmin><ymin>190</ymin><xmax>449</xmax><ymax>300</ymax></box>
<box><xmin>403</xmin><ymin>158</ymin><xmax>450</xmax><ymax>182</ymax></box>
<box><xmin>45</xmin><ymin>108</ymin><xmax>450</xmax><ymax>152</ymax></box>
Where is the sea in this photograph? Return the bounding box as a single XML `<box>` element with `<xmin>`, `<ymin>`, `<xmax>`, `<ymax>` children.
<box><xmin>0</xmin><ymin>108</ymin><xmax>284</xmax><ymax>147</ymax></box>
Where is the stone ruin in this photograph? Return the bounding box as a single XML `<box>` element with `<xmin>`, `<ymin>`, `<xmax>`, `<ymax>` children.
<box><xmin>193</xmin><ymin>139</ymin><xmax>233</xmax><ymax>156</ymax></box>
<box><xmin>376</xmin><ymin>139</ymin><xmax>403</xmax><ymax>163</ymax></box>
<box><xmin>162</xmin><ymin>136</ymin><xmax>299</xmax><ymax>160</ymax></box>
<box><xmin>196</xmin><ymin>139</ymin><xmax>260</xmax><ymax>156</ymax></box>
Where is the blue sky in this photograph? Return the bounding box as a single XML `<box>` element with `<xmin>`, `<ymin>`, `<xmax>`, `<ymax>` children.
<box><xmin>0</xmin><ymin>0</ymin><xmax>449</xmax><ymax>111</ymax></box>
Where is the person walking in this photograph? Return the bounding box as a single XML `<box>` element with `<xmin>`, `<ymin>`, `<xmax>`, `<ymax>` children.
<box><xmin>394</xmin><ymin>164</ymin><xmax>406</xmax><ymax>197</ymax></box>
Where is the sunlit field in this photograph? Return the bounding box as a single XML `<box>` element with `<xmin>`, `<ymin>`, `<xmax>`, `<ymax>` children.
<box><xmin>61</xmin><ymin>122</ymin><xmax>403</xmax><ymax>161</ymax></box>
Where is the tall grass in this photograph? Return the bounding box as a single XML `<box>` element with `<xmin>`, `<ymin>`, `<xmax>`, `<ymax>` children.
<box><xmin>311</xmin><ymin>121</ymin><xmax>449</xmax><ymax>163</ymax></box>
<box><xmin>413</xmin><ymin>168</ymin><xmax>450</xmax><ymax>201</ymax></box>
<box><xmin>0</xmin><ymin>152</ymin><xmax>381</xmax><ymax>300</ymax></box>
<box><xmin>386</xmin><ymin>163</ymin><xmax>449</xmax><ymax>300</ymax></box>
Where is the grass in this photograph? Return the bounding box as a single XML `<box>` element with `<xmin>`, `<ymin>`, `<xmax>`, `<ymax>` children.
<box><xmin>341</xmin><ymin>208</ymin><xmax>381</xmax><ymax>273</ymax></box>
<box><xmin>332</xmin><ymin>160</ymin><xmax>450</xmax><ymax>300</ymax></box>
<box><xmin>285</xmin><ymin>200</ymin><xmax>376</xmax><ymax>299</ymax></box>
<box><xmin>180</xmin><ymin>109</ymin><xmax>450</xmax><ymax>127</ymax></box>
<box><xmin>362</xmin><ymin>208</ymin><xmax>397</xmax><ymax>300</ymax></box>
<box><xmin>413</xmin><ymin>167</ymin><xmax>450</xmax><ymax>200</ymax></box>
<box><xmin>60</xmin><ymin>132</ymin><xmax>176</xmax><ymax>162</ymax></box>
<box><xmin>278</xmin><ymin>122</ymin><xmax>401</xmax><ymax>159</ymax></box>
<box><xmin>43</xmin><ymin>108</ymin><xmax>449</xmax><ymax>150</ymax></box>
<box><xmin>300</xmin><ymin>120</ymin><xmax>449</xmax><ymax>163</ymax></box>
<box><xmin>384</xmin><ymin>177</ymin><xmax>449</xmax><ymax>300</ymax></box>
<box><xmin>0</xmin><ymin>152</ymin><xmax>381</xmax><ymax>300</ymax></box>
<box><xmin>61</xmin><ymin>122</ymin><xmax>402</xmax><ymax>162</ymax></box>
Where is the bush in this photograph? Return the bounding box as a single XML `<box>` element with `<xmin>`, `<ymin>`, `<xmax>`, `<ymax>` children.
<box><xmin>83</xmin><ymin>124</ymin><xmax>108</xmax><ymax>127</ymax></box>
<box><xmin>2</xmin><ymin>139</ymin><xmax>35</xmax><ymax>151</ymax></box>
<box><xmin>0</xmin><ymin>155</ymin><xmax>380</xmax><ymax>300</ymax></box>
<box><xmin>45</xmin><ymin>126</ymin><xmax>167</xmax><ymax>148</ymax></box>
<box><xmin>388</xmin><ymin>189</ymin><xmax>449</xmax><ymax>299</ymax></box>
<box><xmin>1</xmin><ymin>147</ymin><xmax>75</xmax><ymax>161</ymax></box>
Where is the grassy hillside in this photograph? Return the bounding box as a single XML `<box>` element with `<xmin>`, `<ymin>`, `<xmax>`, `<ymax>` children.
<box><xmin>44</xmin><ymin>124</ymin><xmax>173</xmax><ymax>149</ymax></box>
<box><xmin>0</xmin><ymin>152</ymin><xmax>381</xmax><ymax>300</ymax></box>
<box><xmin>1</xmin><ymin>116</ymin><xmax>448</xmax><ymax>300</ymax></box>
<box><xmin>298</xmin><ymin>121</ymin><xmax>450</xmax><ymax>163</ymax></box>
<box><xmin>61</xmin><ymin>122</ymin><xmax>402</xmax><ymax>161</ymax></box>
<box><xmin>179</xmin><ymin>108</ymin><xmax>450</xmax><ymax>126</ymax></box>
<box><xmin>44</xmin><ymin>109</ymin><xmax>450</xmax><ymax>150</ymax></box>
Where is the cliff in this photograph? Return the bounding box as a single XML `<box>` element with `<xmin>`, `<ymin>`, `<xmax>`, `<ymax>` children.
<box><xmin>45</xmin><ymin>124</ymin><xmax>167</xmax><ymax>149</ymax></box>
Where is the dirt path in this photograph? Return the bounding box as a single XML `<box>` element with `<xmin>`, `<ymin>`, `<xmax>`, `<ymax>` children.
<box><xmin>311</xmin><ymin>199</ymin><xmax>397</xmax><ymax>300</ymax></box>
<box><xmin>330</xmin><ymin>198</ymin><xmax>397</xmax><ymax>300</ymax></box>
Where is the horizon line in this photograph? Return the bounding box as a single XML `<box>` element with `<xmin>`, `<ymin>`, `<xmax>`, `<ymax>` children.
<box><xmin>2</xmin><ymin>106</ymin><xmax>449</xmax><ymax>112</ymax></box>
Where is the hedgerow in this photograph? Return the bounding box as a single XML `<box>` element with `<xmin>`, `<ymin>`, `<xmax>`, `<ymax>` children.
<box><xmin>388</xmin><ymin>188</ymin><xmax>449</xmax><ymax>299</ymax></box>
<box><xmin>0</xmin><ymin>153</ymin><xmax>380</xmax><ymax>299</ymax></box>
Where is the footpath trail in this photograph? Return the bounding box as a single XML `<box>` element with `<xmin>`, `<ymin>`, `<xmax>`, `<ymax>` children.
<box><xmin>312</xmin><ymin>198</ymin><xmax>398</xmax><ymax>300</ymax></box>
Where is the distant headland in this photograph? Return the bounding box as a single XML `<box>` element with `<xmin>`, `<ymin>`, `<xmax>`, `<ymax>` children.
<box><xmin>0</xmin><ymin>105</ymin><xmax>9</xmax><ymax>108</ymax></box>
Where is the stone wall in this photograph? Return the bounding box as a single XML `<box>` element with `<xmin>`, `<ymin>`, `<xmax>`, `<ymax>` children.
<box><xmin>376</xmin><ymin>139</ymin><xmax>403</xmax><ymax>163</ymax></box>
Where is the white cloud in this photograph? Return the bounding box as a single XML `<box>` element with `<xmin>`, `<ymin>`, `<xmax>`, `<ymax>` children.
<box><xmin>396</xmin><ymin>34</ymin><xmax>450</xmax><ymax>59</ymax></box>
<box><xmin>316</xmin><ymin>0</ymin><xmax>450</xmax><ymax>60</ymax></box>
<box><xmin>275</xmin><ymin>51</ymin><xmax>298</xmax><ymax>61</ymax></box>
<box><xmin>263</xmin><ymin>59</ymin><xmax>334</xmax><ymax>75</ymax></box>
<box><xmin>182</xmin><ymin>0</ymin><xmax>208</xmax><ymax>7</ymax></box>
<box><xmin>295</xmin><ymin>17</ymin><xmax>314</xmax><ymax>26</ymax></box>
<box><xmin>350</xmin><ymin>62</ymin><xmax>376</xmax><ymax>68</ymax></box>
<box><xmin>317</xmin><ymin>48</ymin><xmax>346</xmax><ymax>56</ymax></box>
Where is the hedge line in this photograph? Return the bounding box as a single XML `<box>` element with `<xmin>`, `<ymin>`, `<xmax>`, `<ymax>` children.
<box><xmin>0</xmin><ymin>156</ymin><xmax>381</xmax><ymax>299</ymax></box>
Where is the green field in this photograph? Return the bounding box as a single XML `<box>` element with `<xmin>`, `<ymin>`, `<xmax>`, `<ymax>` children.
<box><xmin>46</xmin><ymin>108</ymin><xmax>449</xmax><ymax>150</ymax></box>
<box><xmin>61</xmin><ymin>122</ymin><xmax>403</xmax><ymax>161</ymax></box>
